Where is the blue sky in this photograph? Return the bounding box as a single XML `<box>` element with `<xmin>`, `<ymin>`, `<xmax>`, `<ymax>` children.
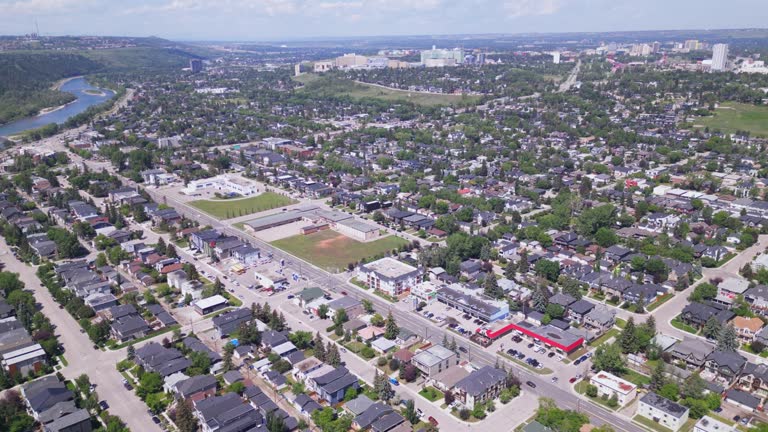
<box><xmin>0</xmin><ymin>0</ymin><xmax>765</xmax><ymax>41</ymax></box>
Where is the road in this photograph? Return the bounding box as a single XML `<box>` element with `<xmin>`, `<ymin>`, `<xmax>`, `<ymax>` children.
<box><xmin>558</xmin><ymin>60</ymin><xmax>581</xmax><ymax>93</ymax></box>
<box><xmin>0</xmin><ymin>237</ymin><xmax>160</xmax><ymax>432</ymax></box>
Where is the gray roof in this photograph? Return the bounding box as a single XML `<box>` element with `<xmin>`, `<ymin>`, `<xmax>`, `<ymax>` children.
<box><xmin>177</xmin><ymin>374</ymin><xmax>217</xmax><ymax>397</ymax></box>
<box><xmin>328</xmin><ymin>296</ymin><xmax>361</xmax><ymax>310</ymax></box>
<box><xmin>355</xmin><ymin>402</ymin><xmax>392</xmax><ymax>429</ymax></box>
<box><xmin>44</xmin><ymin>408</ymin><xmax>91</xmax><ymax>432</ymax></box>
<box><xmin>640</xmin><ymin>392</ymin><xmax>688</xmax><ymax>418</ymax></box>
<box><xmin>345</xmin><ymin>394</ymin><xmax>375</xmax><ymax>415</ymax></box>
<box><xmin>23</xmin><ymin>377</ymin><xmax>73</xmax><ymax>414</ymax></box>
<box><xmin>454</xmin><ymin>366</ymin><xmax>506</xmax><ymax>397</ymax></box>
<box><xmin>726</xmin><ymin>389</ymin><xmax>760</xmax><ymax>409</ymax></box>
<box><xmin>706</xmin><ymin>350</ymin><xmax>747</xmax><ymax>374</ymax></box>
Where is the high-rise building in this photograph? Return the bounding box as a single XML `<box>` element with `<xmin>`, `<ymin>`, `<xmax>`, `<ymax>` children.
<box><xmin>684</xmin><ymin>39</ymin><xmax>700</xmax><ymax>51</ymax></box>
<box><xmin>552</xmin><ymin>52</ymin><xmax>561</xmax><ymax>64</ymax></box>
<box><xmin>189</xmin><ymin>59</ymin><xmax>203</xmax><ymax>73</ymax></box>
<box><xmin>711</xmin><ymin>44</ymin><xmax>729</xmax><ymax>71</ymax></box>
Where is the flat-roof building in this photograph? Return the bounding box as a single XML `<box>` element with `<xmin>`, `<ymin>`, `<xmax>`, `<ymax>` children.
<box><xmin>358</xmin><ymin>258</ymin><xmax>420</xmax><ymax>297</ymax></box>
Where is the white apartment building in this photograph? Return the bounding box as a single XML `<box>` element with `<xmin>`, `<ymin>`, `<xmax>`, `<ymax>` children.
<box><xmin>358</xmin><ymin>257</ymin><xmax>420</xmax><ymax>297</ymax></box>
<box><xmin>637</xmin><ymin>392</ymin><xmax>690</xmax><ymax>431</ymax></box>
<box><xmin>712</xmin><ymin>44</ymin><xmax>729</xmax><ymax>71</ymax></box>
<box><xmin>589</xmin><ymin>371</ymin><xmax>637</xmax><ymax>406</ymax></box>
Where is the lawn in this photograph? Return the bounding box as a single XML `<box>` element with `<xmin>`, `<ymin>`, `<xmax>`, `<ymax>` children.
<box><xmin>633</xmin><ymin>415</ymin><xmax>674</xmax><ymax>432</ymax></box>
<box><xmin>271</xmin><ymin>230</ymin><xmax>409</xmax><ymax>272</ymax></box>
<box><xmin>671</xmin><ymin>316</ymin><xmax>698</xmax><ymax>335</ymax></box>
<box><xmin>189</xmin><ymin>192</ymin><xmax>296</xmax><ymax>219</ymax></box>
<box><xmin>698</xmin><ymin>102</ymin><xmax>768</xmax><ymax>137</ymax></box>
<box><xmin>294</xmin><ymin>74</ymin><xmax>481</xmax><ymax>107</ymax></box>
<box><xmin>418</xmin><ymin>386</ymin><xmax>444</xmax><ymax>402</ymax></box>
<box><xmin>589</xmin><ymin>328</ymin><xmax>620</xmax><ymax>347</ymax></box>
<box><xmin>622</xmin><ymin>369</ymin><xmax>651</xmax><ymax>387</ymax></box>
<box><xmin>647</xmin><ymin>293</ymin><xmax>674</xmax><ymax>312</ymax></box>
<box><xmin>574</xmin><ymin>381</ymin><xmax>619</xmax><ymax>410</ymax></box>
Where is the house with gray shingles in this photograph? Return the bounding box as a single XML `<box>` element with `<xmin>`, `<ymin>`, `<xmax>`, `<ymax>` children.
<box><xmin>670</xmin><ymin>339</ymin><xmax>715</xmax><ymax>370</ymax></box>
<box><xmin>311</xmin><ymin>366</ymin><xmax>360</xmax><ymax>404</ymax></box>
<box><xmin>704</xmin><ymin>350</ymin><xmax>747</xmax><ymax>385</ymax></box>
<box><xmin>453</xmin><ymin>366</ymin><xmax>507</xmax><ymax>409</ymax></box>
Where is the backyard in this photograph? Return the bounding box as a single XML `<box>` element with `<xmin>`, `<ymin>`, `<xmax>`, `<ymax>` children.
<box><xmin>271</xmin><ymin>230</ymin><xmax>409</xmax><ymax>272</ymax></box>
<box><xmin>189</xmin><ymin>191</ymin><xmax>296</xmax><ymax>219</ymax></box>
<box><xmin>418</xmin><ymin>386</ymin><xmax>444</xmax><ymax>402</ymax></box>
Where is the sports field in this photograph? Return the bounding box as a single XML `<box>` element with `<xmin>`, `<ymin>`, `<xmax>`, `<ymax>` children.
<box><xmin>294</xmin><ymin>74</ymin><xmax>480</xmax><ymax>107</ymax></box>
<box><xmin>189</xmin><ymin>192</ymin><xmax>296</xmax><ymax>219</ymax></box>
<box><xmin>271</xmin><ymin>229</ymin><xmax>409</xmax><ymax>272</ymax></box>
<box><xmin>698</xmin><ymin>102</ymin><xmax>768</xmax><ymax>137</ymax></box>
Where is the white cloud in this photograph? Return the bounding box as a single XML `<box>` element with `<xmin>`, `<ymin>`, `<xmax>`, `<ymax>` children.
<box><xmin>503</xmin><ymin>0</ymin><xmax>562</xmax><ymax>18</ymax></box>
<box><xmin>0</xmin><ymin>0</ymin><xmax>96</xmax><ymax>15</ymax></box>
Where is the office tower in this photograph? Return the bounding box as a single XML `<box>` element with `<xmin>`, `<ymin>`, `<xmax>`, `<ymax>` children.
<box><xmin>552</xmin><ymin>52</ymin><xmax>560</xmax><ymax>64</ymax></box>
<box><xmin>189</xmin><ymin>59</ymin><xmax>203</xmax><ymax>73</ymax></box>
<box><xmin>711</xmin><ymin>44</ymin><xmax>729</xmax><ymax>71</ymax></box>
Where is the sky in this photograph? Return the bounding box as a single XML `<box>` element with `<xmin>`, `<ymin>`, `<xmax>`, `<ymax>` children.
<box><xmin>0</xmin><ymin>0</ymin><xmax>766</xmax><ymax>41</ymax></box>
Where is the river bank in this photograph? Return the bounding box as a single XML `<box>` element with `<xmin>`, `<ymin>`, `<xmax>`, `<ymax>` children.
<box><xmin>50</xmin><ymin>75</ymin><xmax>83</xmax><ymax>91</ymax></box>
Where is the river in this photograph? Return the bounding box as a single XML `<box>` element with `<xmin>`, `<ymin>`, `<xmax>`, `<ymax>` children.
<box><xmin>0</xmin><ymin>77</ymin><xmax>115</xmax><ymax>138</ymax></box>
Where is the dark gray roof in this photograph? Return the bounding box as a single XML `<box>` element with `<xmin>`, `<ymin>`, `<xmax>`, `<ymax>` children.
<box><xmin>706</xmin><ymin>350</ymin><xmax>747</xmax><ymax>374</ymax></box>
<box><xmin>355</xmin><ymin>403</ymin><xmax>392</xmax><ymax>429</ymax></box>
<box><xmin>568</xmin><ymin>299</ymin><xmax>594</xmax><ymax>315</ymax></box>
<box><xmin>454</xmin><ymin>366</ymin><xmax>506</xmax><ymax>397</ymax></box>
<box><xmin>23</xmin><ymin>377</ymin><xmax>73</xmax><ymax>414</ymax></box>
<box><xmin>640</xmin><ymin>392</ymin><xmax>688</xmax><ymax>418</ymax></box>
<box><xmin>372</xmin><ymin>411</ymin><xmax>405</xmax><ymax>432</ymax></box>
<box><xmin>726</xmin><ymin>389</ymin><xmax>760</xmax><ymax>409</ymax></box>
<box><xmin>177</xmin><ymin>374</ymin><xmax>217</xmax><ymax>397</ymax></box>
<box><xmin>44</xmin><ymin>408</ymin><xmax>91</xmax><ymax>432</ymax></box>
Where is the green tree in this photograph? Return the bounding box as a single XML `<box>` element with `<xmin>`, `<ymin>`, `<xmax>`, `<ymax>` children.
<box><xmin>534</xmin><ymin>259</ymin><xmax>560</xmax><ymax>282</ymax></box>
<box><xmin>326</xmin><ymin>342</ymin><xmax>341</xmax><ymax>367</ymax></box>
<box><xmin>619</xmin><ymin>317</ymin><xmax>638</xmax><ymax>354</ymax></box>
<box><xmin>362</xmin><ymin>299</ymin><xmax>374</xmax><ymax>314</ymax></box>
<box><xmin>403</xmin><ymin>399</ymin><xmax>419</xmax><ymax>424</ymax></box>
<box><xmin>717</xmin><ymin>323</ymin><xmax>738</xmax><ymax>352</ymax></box>
<box><xmin>222</xmin><ymin>343</ymin><xmax>235</xmax><ymax>372</ymax></box>
<box><xmin>318</xmin><ymin>304</ymin><xmax>329</xmax><ymax>319</ymax></box>
<box><xmin>703</xmin><ymin>316</ymin><xmax>722</xmax><ymax>340</ymax></box>
<box><xmin>484</xmin><ymin>275</ymin><xmax>504</xmax><ymax>299</ymax></box>
<box><xmin>592</xmin><ymin>342</ymin><xmax>625</xmax><ymax>375</ymax></box>
<box><xmin>384</xmin><ymin>311</ymin><xmax>399</xmax><ymax>340</ymax></box>
<box><xmin>137</xmin><ymin>372</ymin><xmax>162</xmax><ymax>399</ymax></box>
<box><xmin>650</xmin><ymin>360</ymin><xmax>666</xmax><ymax>391</ymax></box>
<box><xmin>314</xmin><ymin>332</ymin><xmax>326</xmax><ymax>362</ymax></box>
<box><xmin>174</xmin><ymin>398</ymin><xmax>198</xmax><ymax>432</ymax></box>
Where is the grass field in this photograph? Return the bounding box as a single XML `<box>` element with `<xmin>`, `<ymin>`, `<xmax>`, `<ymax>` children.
<box><xmin>294</xmin><ymin>74</ymin><xmax>481</xmax><ymax>107</ymax></box>
<box><xmin>189</xmin><ymin>192</ymin><xmax>296</xmax><ymax>219</ymax></box>
<box><xmin>271</xmin><ymin>230</ymin><xmax>409</xmax><ymax>272</ymax></box>
<box><xmin>698</xmin><ymin>102</ymin><xmax>768</xmax><ymax>137</ymax></box>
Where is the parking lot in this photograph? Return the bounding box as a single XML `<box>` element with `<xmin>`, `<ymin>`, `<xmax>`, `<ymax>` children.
<box><xmin>413</xmin><ymin>298</ymin><xmax>487</xmax><ymax>339</ymax></box>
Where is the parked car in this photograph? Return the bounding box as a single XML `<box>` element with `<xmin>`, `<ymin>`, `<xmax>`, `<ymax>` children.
<box><xmin>287</xmin><ymin>294</ymin><xmax>294</xmax><ymax>299</ymax></box>
<box><xmin>341</xmin><ymin>291</ymin><xmax>348</xmax><ymax>296</ymax></box>
<box><xmin>428</xmin><ymin>416</ymin><xmax>438</xmax><ymax>426</ymax></box>
<box><xmin>389</xmin><ymin>377</ymin><xmax>399</xmax><ymax>386</ymax></box>
<box><xmin>99</xmin><ymin>401</ymin><xmax>109</xmax><ymax>410</ymax></box>
<box><xmin>151</xmin><ymin>416</ymin><xmax>161</xmax><ymax>425</ymax></box>
<box><xmin>526</xmin><ymin>381</ymin><xmax>536</xmax><ymax>388</ymax></box>
<box><xmin>123</xmin><ymin>382</ymin><xmax>133</xmax><ymax>391</ymax></box>
<box><xmin>459</xmin><ymin>346</ymin><xmax>468</xmax><ymax>353</ymax></box>
<box><xmin>547</xmin><ymin>352</ymin><xmax>556</xmax><ymax>358</ymax></box>
<box><xmin>569</xmin><ymin>377</ymin><xmax>578</xmax><ymax>383</ymax></box>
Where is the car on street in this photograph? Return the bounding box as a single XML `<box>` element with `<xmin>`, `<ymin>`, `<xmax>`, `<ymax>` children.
<box><xmin>569</xmin><ymin>377</ymin><xmax>578</xmax><ymax>383</ymax></box>
<box><xmin>152</xmin><ymin>416</ymin><xmax>161</xmax><ymax>425</ymax></box>
<box><xmin>459</xmin><ymin>346</ymin><xmax>467</xmax><ymax>353</ymax></box>
<box><xmin>340</xmin><ymin>347</ymin><xmax>347</xmax><ymax>353</ymax></box>
<box><xmin>526</xmin><ymin>381</ymin><xmax>536</xmax><ymax>388</ymax></box>
<box><xmin>551</xmin><ymin>377</ymin><xmax>558</xmax><ymax>383</ymax></box>
<box><xmin>99</xmin><ymin>401</ymin><xmax>109</xmax><ymax>410</ymax></box>
<box><xmin>527</xmin><ymin>343</ymin><xmax>534</xmax><ymax>349</ymax></box>
<box><xmin>287</xmin><ymin>294</ymin><xmax>294</xmax><ymax>299</ymax></box>
<box><xmin>123</xmin><ymin>382</ymin><xmax>133</xmax><ymax>391</ymax></box>
<box><xmin>733</xmin><ymin>416</ymin><xmax>741</xmax><ymax>422</ymax></box>
<box><xmin>428</xmin><ymin>416</ymin><xmax>438</xmax><ymax>426</ymax></box>
<box><xmin>547</xmin><ymin>352</ymin><xmax>556</xmax><ymax>358</ymax></box>
<box><xmin>389</xmin><ymin>377</ymin><xmax>399</xmax><ymax>386</ymax></box>
<box><xmin>341</xmin><ymin>291</ymin><xmax>348</xmax><ymax>295</ymax></box>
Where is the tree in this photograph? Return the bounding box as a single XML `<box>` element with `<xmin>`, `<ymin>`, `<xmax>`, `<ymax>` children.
<box><xmin>370</xmin><ymin>313</ymin><xmax>384</xmax><ymax>327</ymax></box>
<box><xmin>384</xmin><ymin>311</ymin><xmax>399</xmax><ymax>340</ymax></box>
<box><xmin>535</xmin><ymin>259</ymin><xmax>560</xmax><ymax>282</ymax></box>
<box><xmin>592</xmin><ymin>342</ymin><xmax>626</xmax><ymax>375</ymax></box>
<box><xmin>403</xmin><ymin>399</ymin><xmax>419</xmax><ymax>424</ymax></box>
<box><xmin>619</xmin><ymin>317</ymin><xmax>638</xmax><ymax>354</ymax></box>
<box><xmin>362</xmin><ymin>299</ymin><xmax>374</xmax><ymax>314</ymax></box>
<box><xmin>318</xmin><ymin>304</ymin><xmax>329</xmax><ymax>319</ymax></box>
<box><xmin>444</xmin><ymin>390</ymin><xmax>455</xmax><ymax>405</ymax></box>
<box><xmin>126</xmin><ymin>345</ymin><xmax>135</xmax><ymax>361</ymax></box>
<box><xmin>267</xmin><ymin>411</ymin><xmax>286</xmax><ymax>432</ymax></box>
<box><xmin>484</xmin><ymin>275</ymin><xmax>504</xmax><ymax>299</ymax></box>
<box><xmin>374</xmin><ymin>369</ymin><xmax>393</xmax><ymax>401</ymax></box>
<box><xmin>531</xmin><ymin>287</ymin><xmax>549</xmax><ymax>312</ymax></box>
<box><xmin>333</xmin><ymin>308</ymin><xmax>349</xmax><ymax>328</ymax></box>
<box><xmin>650</xmin><ymin>360</ymin><xmax>666</xmax><ymax>391</ymax></box>
<box><xmin>137</xmin><ymin>372</ymin><xmax>162</xmax><ymax>399</ymax></box>
<box><xmin>518</xmin><ymin>251</ymin><xmax>530</xmax><ymax>273</ymax></box>
<box><xmin>586</xmin><ymin>384</ymin><xmax>598</xmax><ymax>397</ymax></box>
<box><xmin>682</xmin><ymin>373</ymin><xmax>706</xmax><ymax>400</ymax></box>
<box><xmin>314</xmin><ymin>332</ymin><xmax>326</xmax><ymax>362</ymax></box>
<box><xmin>645</xmin><ymin>258</ymin><xmax>669</xmax><ymax>283</ymax></box>
<box><xmin>326</xmin><ymin>342</ymin><xmax>341</xmax><ymax>367</ymax></box>
<box><xmin>505</xmin><ymin>262</ymin><xmax>516</xmax><ymax>279</ymax></box>
<box><xmin>536</xmin><ymin>398</ymin><xmax>589</xmax><ymax>432</ymax></box>
<box><xmin>402</xmin><ymin>364</ymin><xmax>418</xmax><ymax>382</ymax></box>
<box><xmin>594</xmin><ymin>227</ymin><xmax>618</xmax><ymax>247</ymax></box>
<box><xmin>703</xmin><ymin>316</ymin><xmax>722</xmax><ymax>340</ymax></box>
<box><xmin>222</xmin><ymin>343</ymin><xmax>235</xmax><ymax>372</ymax></box>
<box><xmin>717</xmin><ymin>323</ymin><xmax>738</xmax><ymax>352</ymax></box>
<box><xmin>175</xmin><ymin>398</ymin><xmax>198</xmax><ymax>432</ymax></box>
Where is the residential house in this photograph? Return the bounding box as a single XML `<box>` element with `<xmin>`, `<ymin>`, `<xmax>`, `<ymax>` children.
<box><xmin>212</xmin><ymin>308</ymin><xmax>252</xmax><ymax>338</ymax></box>
<box><xmin>704</xmin><ymin>351</ymin><xmax>747</xmax><ymax>385</ymax></box>
<box><xmin>453</xmin><ymin>366</ymin><xmax>507</xmax><ymax>409</ymax></box>
<box><xmin>412</xmin><ymin>345</ymin><xmax>456</xmax><ymax>377</ymax></box>
<box><xmin>732</xmin><ymin>316</ymin><xmax>764</xmax><ymax>343</ymax></box>
<box><xmin>311</xmin><ymin>367</ymin><xmax>360</xmax><ymax>405</ymax></box>
<box><xmin>670</xmin><ymin>339</ymin><xmax>715</xmax><ymax>370</ymax></box>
